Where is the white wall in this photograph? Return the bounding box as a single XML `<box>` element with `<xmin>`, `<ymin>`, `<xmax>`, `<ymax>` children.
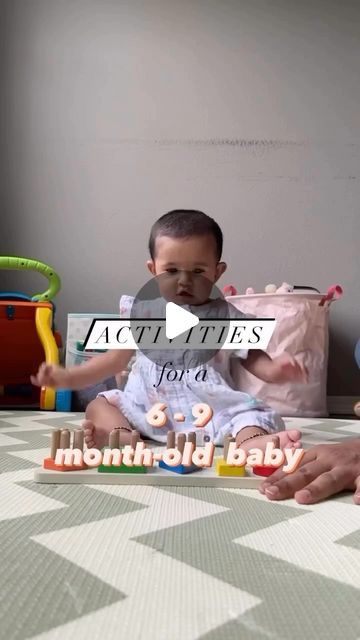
<box><xmin>1</xmin><ymin>0</ymin><xmax>360</xmax><ymax>395</ymax></box>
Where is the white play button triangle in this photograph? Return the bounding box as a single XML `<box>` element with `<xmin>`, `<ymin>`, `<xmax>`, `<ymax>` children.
<box><xmin>165</xmin><ymin>302</ymin><xmax>199</xmax><ymax>340</ymax></box>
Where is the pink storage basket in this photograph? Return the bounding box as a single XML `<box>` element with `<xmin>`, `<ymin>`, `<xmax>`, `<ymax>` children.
<box><xmin>227</xmin><ymin>287</ymin><xmax>342</xmax><ymax>417</ymax></box>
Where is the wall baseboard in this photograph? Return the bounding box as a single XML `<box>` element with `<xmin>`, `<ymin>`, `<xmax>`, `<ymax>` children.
<box><xmin>327</xmin><ymin>396</ymin><xmax>359</xmax><ymax>416</ymax></box>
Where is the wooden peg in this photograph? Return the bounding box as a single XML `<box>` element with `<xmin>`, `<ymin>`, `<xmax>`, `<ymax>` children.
<box><xmin>177</xmin><ymin>433</ymin><xmax>186</xmax><ymax>454</ymax></box>
<box><xmin>223</xmin><ymin>435</ymin><xmax>234</xmax><ymax>460</ymax></box>
<box><xmin>60</xmin><ymin>429</ymin><xmax>70</xmax><ymax>449</ymax></box>
<box><xmin>187</xmin><ymin>432</ymin><xmax>196</xmax><ymax>447</ymax></box>
<box><xmin>73</xmin><ymin>429</ymin><xmax>84</xmax><ymax>451</ymax></box>
<box><xmin>109</xmin><ymin>429</ymin><xmax>120</xmax><ymax>448</ymax></box>
<box><xmin>130</xmin><ymin>430</ymin><xmax>139</xmax><ymax>449</ymax></box>
<box><xmin>50</xmin><ymin>429</ymin><xmax>61</xmax><ymax>459</ymax></box>
<box><xmin>167</xmin><ymin>430</ymin><xmax>176</xmax><ymax>449</ymax></box>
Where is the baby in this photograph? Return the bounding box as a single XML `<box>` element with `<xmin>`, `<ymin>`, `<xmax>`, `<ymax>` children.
<box><xmin>32</xmin><ymin>209</ymin><xmax>307</xmax><ymax>451</ymax></box>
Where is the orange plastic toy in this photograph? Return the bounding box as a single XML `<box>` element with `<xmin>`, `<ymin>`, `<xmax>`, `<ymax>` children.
<box><xmin>0</xmin><ymin>256</ymin><xmax>63</xmax><ymax>409</ymax></box>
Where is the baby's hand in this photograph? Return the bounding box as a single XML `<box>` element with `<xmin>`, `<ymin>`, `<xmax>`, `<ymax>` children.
<box><xmin>31</xmin><ymin>362</ymin><xmax>72</xmax><ymax>389</ymax></box>
<box><xmin>270</xmin><ymin>353</ymin><xmax>308</xmax><ymax>384</ymax></box>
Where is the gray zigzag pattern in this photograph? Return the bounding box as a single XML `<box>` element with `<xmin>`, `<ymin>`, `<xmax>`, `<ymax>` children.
<box><xmin>135</xmin><ymin>487</ymin><xmax>360</xmax><ymax>640</ymax></box>
<box><xmin>0</xmin><ymin>478</ymin><xmax>147</xmax><ymax>639</ymax></box>
<box><xmin>1</xmin><ymin>412</ymin><xmax>360</xmax><ymax>640</ymax></box>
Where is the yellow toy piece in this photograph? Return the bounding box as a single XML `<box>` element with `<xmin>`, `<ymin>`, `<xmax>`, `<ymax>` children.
<box><xmin>215</xmin><ymin>458</ymin><xmax>246</xmax><ymax>477</ymax></box>
<box><xmin>35</xmin><ymin>307</ymin><xmax>59</xmax><ymax>410</ymax></box>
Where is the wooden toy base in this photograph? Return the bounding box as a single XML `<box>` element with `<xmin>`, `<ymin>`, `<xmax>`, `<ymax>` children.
<box><xmin>34</xmin><ymin>458</ymin><xmax>262</xmax><ymax>488</ymax></box>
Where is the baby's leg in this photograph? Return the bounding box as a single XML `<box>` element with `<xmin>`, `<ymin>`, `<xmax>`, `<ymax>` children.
<box><xmin>83</xmin><ymin>397</ymin><xmax>134</xmax><ymax>449</ymax></box>
<box><xmin>235</xmin><ymin>426</ymin><xmax>302</xmax><ymax>452</ymax></box>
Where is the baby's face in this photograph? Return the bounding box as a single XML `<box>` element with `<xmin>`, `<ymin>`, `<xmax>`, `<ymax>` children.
<box><xmin>147</xmin><ymin>235</ymin><xmax>226</xmax><ymax>305</ymax></box>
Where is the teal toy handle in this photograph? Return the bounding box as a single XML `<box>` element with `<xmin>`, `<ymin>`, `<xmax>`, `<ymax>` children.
<box><xmin>0</xmin><ymin>256</ymin><xmax>61</xmax><ymax>301</ymax></box>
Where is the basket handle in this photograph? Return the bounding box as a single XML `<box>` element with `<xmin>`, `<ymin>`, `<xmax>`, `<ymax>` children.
<box><xmin>319</xmin><ymin>285</ymin><xmax>343</xmax><ymax>306</ymax></box>
<box><xmin>222</xmin><ymin>284</ymin><xmax>238</xmax><ymax>296</ymax></box>
<box><xmin>293</xmin><ymin>285</ymin><xmax>321</xmax><ymax>293</ymax></box>
<box><xmin>223</xmin><ymin>283</ymin><xmax>343</xmax><ymax>305</ymax></box>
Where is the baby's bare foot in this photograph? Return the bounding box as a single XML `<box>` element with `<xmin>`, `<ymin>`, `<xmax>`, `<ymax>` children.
<box><xmin>238</xmin><ymin>429</ymin><xmax>302</xmax><ymax>453</ymax></box>
<box><xmin>82</xmin><ymin>419</ymin><xmax>113</xmax><ymax>450</ymax></box>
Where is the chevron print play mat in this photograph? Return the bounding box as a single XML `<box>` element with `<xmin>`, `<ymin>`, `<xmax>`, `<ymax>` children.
<box><xmin>1</xmin><ymin>411</ymin><xmax>360</xmax><ymax>640</ymax></box>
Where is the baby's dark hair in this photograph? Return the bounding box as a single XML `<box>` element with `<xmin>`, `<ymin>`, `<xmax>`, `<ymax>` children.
<box><xmin>149</xmin><ymin>209</ymin><xmax>223</xmax><ymax>260</ymax></box>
